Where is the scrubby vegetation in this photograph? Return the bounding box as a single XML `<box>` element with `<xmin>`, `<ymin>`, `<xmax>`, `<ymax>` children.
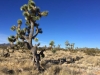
<box><xmin>0</xmin><ymin>47</ymin><xmax>100</xmax><ymax>75</ymax></box>
<box><xmin>0</xmin><ymin>0</ymin><xmax>100</xmax><ymax>75</ymax></box>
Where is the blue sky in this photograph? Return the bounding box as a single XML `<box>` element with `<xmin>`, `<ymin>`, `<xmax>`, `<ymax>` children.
<box><xmin>0</xmin><ymin>0</ymin><xmax>100</xmax><ymax>49</ymax></box>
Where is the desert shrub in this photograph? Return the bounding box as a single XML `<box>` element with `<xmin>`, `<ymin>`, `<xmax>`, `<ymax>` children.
<box><xmin>52</xmin><ymin>49</ymin><xmax>56</xmax><ymax>53</ymax></box>
<box><xmin>83</xmin><ymin>48</ymin><xmax>100</xmax><ymax>56</ymax></box>
<box><xmin>2</xmin><ymin>68</ymin><xmax>15</xmax><ymax>75</ymax></box>
<box><xmin>69</xmin><ymin>49</ymin><xmax>78</xmax><ymax>53</ymax></box>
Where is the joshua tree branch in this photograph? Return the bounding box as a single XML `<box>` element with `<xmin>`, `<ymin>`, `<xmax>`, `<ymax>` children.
<box><xmin>17</xmin><ymin>24</ymin><xmax>29</xmax><ymax>41</ymax></box>
<box><xmin>22</xmin><ymin>35</ymin><xmax>29</xmax><ymax>40</ymax></box>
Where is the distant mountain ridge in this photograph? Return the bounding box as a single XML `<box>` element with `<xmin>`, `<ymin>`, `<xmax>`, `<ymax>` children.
<box><xmin>0</xmin><ymin>43</ymin><xmax>10</xmax><ymax>47</ymax></box>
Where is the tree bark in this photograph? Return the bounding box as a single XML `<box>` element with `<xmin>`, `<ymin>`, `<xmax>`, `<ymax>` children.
<box><xmin>28</xmin><ymin>21</ymin><xmax>34</xmax><ymax>49</ymax></box>
<box><xmin>28</xmin><ymin>39</ymin><xmax>33</xmax><ymax>49</ymax></box>
<box><xmin>31</xmin><ymin>43</ymin><xmax>45</xmax><ymax>71</ymax></box>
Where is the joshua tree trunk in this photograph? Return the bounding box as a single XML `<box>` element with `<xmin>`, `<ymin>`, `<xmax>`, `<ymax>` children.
<box><xmin>28</xmin><ymin>21</ymin><xmax>34</xmax><ymax>48</ymax></box>
<box><xmin>28</xmin><ymin>39</ymin><xmax>33</xmax><ymax>49</ymax></box>
<box><xmin>31</xmin><ymin>43</ymin><xmax>45</xmax><ymax>70</ymax></box>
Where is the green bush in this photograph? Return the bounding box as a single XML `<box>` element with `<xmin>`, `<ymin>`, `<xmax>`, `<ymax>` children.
<box><xmin>52</xmin><ymin>49</ymin><xmax>56</xmax><ymax>53</ymax></box>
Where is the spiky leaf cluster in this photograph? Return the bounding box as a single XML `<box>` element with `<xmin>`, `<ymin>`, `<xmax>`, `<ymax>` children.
<box><xmin>18</xmin><ymin>29</ymin><xmax>25</xmax><ymax>35</ymax></box>
<box><xmin>16</xmin><ymin>27</ymin><xmax>26</xmax><ymax>40</ymax></box>
<box><xmin>11</xmin><ymin>25</ymin><xmax>16</xmax><ymax>31</ymax></box>
<box><xmin>38</xmin><ymin>28</ymin><xmax>42</xmax><ymax>33</ymax></box>
<box><xmin>17</xmin><ymin>19</ymin><xmax>22</xmax><ymax>25</ymax></box>
<box><xmin>34</xmin><ymin>38</ymin><xmax>38</xmax><ymax>42</ymax></box>
<box><xmin>16</xmin><ymin>41</ymin><xmax>24</xmax><ymax>47</ymax></box>
<box><xmin>20</xmin><ymin>0</ymin><xmax>48</xmax><ymax>22</ymax></box>
<box><xmin>49</xmin><ymin>41</ymin><xmax>55</xmax><ymax>46</ymax></box>
<box><xmin>34</xmin><ymin>22</ymin><xmax>39</xmax><ymax>27</ymax></box>
<box><xmin>20</xmin><ymin>4</ymin><xmax>28</xmax><ymax>11</ymax></box>
<box><xmin>40</xmin><ymin>11</ymin><xmax>48</xmax><ymax>16</ymax></box>
<box><xmin>25</xmin><ymin>20</ymin><xmax>30</xmax><ymax>26</ymax></box>
<box><xmin>28</xmin><ymin>0</ymin><xmax>35</xmax><ymax>7</ymax></box>
<box><xmin>18</xmin><ymin>35</ymin><xmax>25</xmax><ymax>40</ymax></box>
<box><xmin>13</xmin><ymin>44</ymin><xmax>19</xmax><ymax>50</ymax></box>
<box><xmin>8</xmin><ymin>36</ymin><xmax>16</xmax><ymax>42</ymax></box>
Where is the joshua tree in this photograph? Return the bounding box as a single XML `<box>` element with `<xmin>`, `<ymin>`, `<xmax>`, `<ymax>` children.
<box><xmin>65</xmin><ymin>41</ymin><xmax>70</xmax><ymax>49</ymax></box>
<box><xmin>57</xmin><ymin>44</ymin><xmax>61</xmax><ymax>49</ymax></box>
<box><xmin>65</xmin><ymin>41</ymin><xmax>75</xmax><ymax>50</ymax></box>
<box><xmin>70</xmin><ymin>43</ymin><xmax>75</xmax><ymax>50</ymax></box>
<box><xmin>49</xmin><ymin>40</ymin><xmax>54</xmax><ymax>50</ymax></box>
<box><xmin>44</xmin><ymin>45</ymin><xmax>47</xmax><ymax>49</ymax></box>
<box><xmin>7</xmin><ymin>36</ymin><xmax>16</xmax><ymax>52</ymax></box>
<box><xmin>72</xmin><ymin>43</ymin><xmax>75</xmax><ymax>49</ymax></box>
<box><xmin>70</xmin><ymin>44</ymin><xmax>73</xmax><ymax>49</ymax></box>
<box><xmin>7</xmin><ymin>0</ymin><xmax>48</xmax><ymax>71</ymax></box>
